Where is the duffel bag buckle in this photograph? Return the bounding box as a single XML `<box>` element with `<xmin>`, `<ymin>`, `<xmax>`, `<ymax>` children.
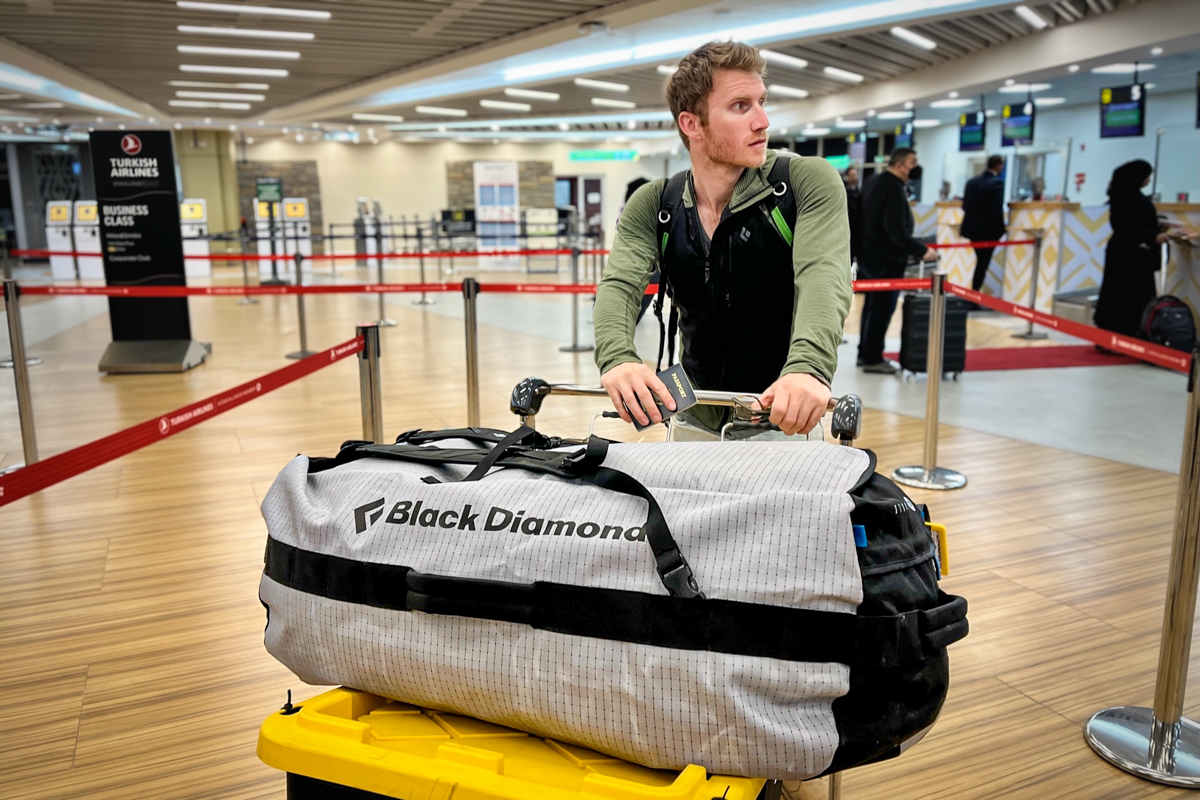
<box><xmin>661</xmin><ymin>560</ymin><xmax>705</xmax><ymax>600</ymax></box>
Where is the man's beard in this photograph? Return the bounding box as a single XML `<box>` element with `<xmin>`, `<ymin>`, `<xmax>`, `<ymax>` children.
<box><xmin>702</xmin><ymin>124</ymin><xmax>766</xmax><ymax>169</ymax></box>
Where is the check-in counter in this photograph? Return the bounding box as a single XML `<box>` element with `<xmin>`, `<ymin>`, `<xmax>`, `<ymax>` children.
<box><xmin>1157</xmin><ymin>203</ymin><xmax>1200</xmax><ymax>320</ymax></box>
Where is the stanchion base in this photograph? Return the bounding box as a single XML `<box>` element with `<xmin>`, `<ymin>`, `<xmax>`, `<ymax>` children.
<box><xmin>412</xmin><ymin>297</ymin><xmax>436</xmax><ymax>306</ymax></box>
<box><xmin>892</xmin><ymin>465</ymin><xmax>968</xmax><ymax>490</ymax></box>
<box><xmin>0</xmin><ymin>356</ymin><xmax>43</xmax><ymax>369</ymax></box>
<box><xmin>0</xmin><ymin>462</ymin><xmax>27</xmax><ymax>476</ymax></box>
<box><xmin>559</xmin><ymin>344</ymin><xmax>595</xmax><ymax>353</ymax></box>
<box><xmin>1012</xmin><ymin>331</ymin><xmax>1050</xmax><ymax>340</ymax></box>
<box><xmin>377</xmin><ymin>318</ymin><xmax>398</xmax><ymax>327</ymax></box>
<box><xmin>261</xmin><ymin>278</ymin><xmax>287</xmax><ymax>287</ymax></box>
<box><xmin>234</xmin><ymin>297</ymin><xmax>260</xmax><ymax>305</ymax></box>
<box><xmin>1085</xmin><ymin>707</ymin><xmax>1200</xmax><ymax>787</ymax></box>
<box><xmin>286</xmin><ymin>350</ymin><xmax>318</xmax><ymax>360</ymax></box>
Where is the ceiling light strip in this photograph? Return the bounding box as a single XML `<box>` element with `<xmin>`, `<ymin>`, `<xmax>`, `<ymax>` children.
<box><xmin>176</xmin><ymin>90</ymin><xmax>264</xmax><ymax>100</ymax></box>
<box><xmin>180</xmin><ymin>65</ymin><xmax>289</xmax><ymax>76</ymax></box>
<box><xmin>415</xmin><ymin>105</ymin><xmax>468</xmax><ymax>117</ymax></box>
<box><xmin>574</xmin><ymin>78</ymin><xmax>630</xmax><ymax>92</ymax></box>
<box><xmin>889</xmin><ymin>26</ymin><xmax>937</xmax><ymax>50</ymax></box>
<box><xmin>591</xmin><ymin>97</ymin><xmax>636</xmax><ymax>109</ymax></box>
<box><xmin>768</xmin><ymin>84</ymin><xmax>809</xmax><ymax>99</ymax></box>
<box><xmin>177</xmin><ymin>25</ymin><xmax>314</xmax><ymax>40</ymax></box>
<box><xmin>480</xmin><ymin>99</ymin><xmax>532</xmax><ymax>111</ymax></box>
<box><xmin>760</xmin><ymin>50</ymin><xmax>809</xmax><ymax>70</ymax></box>
<box><xmin>177</xmin><ymin>45</ymin><xmax>300</xmax><ymax>59</ymax></box>
<box><xmin>503</xmin><ymin>88</ymin><xmax>560</xmax><ymax>101</ymax></box>
<box><xmin>176</xmin><ymin>1</ymin><xmax>331</xmax><ymax>20</ymax></box>
<box><xmin>352</xmin><ymin>113</ymin><xmax>405</xmax><ymax>122</ymax></box>
<box><xmin>170</xmin><ymin>80</ymin><xmax>269</xmax><ymax>89</ymax></box>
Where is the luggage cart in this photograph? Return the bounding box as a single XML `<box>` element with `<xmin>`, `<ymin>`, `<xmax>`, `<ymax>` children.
<box><xmin>508</xmin><ymin>379</ymin><xmax>946</xmax><ymax>800</ymax></box>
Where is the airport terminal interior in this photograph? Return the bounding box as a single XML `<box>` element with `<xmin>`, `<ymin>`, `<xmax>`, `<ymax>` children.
<box><xmin>2</xmin><ymin>0</ymin><xmax>1200</xmax><ymax>798</ymax></box>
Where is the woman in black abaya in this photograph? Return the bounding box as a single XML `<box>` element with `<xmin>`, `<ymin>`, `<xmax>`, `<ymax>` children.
<box><xmin>1094</xmin><ymin>159</ymin><xmax>1169</xmax><ymax>337</ymax></box>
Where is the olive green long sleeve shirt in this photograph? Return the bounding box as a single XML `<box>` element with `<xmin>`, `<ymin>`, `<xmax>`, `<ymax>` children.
<box><xmin>594</xmin><ymin>151</ymin><xmax>853</xmax><ymax>389</ymax></box>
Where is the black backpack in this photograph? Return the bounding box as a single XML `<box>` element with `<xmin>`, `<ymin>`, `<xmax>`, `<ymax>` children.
<box><xmin>1140</xmin><ymin>295</ymin><xmax>1196</xmax><ymax>352</ymax></box>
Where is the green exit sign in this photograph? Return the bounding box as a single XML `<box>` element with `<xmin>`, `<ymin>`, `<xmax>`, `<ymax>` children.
<box><xmin>569</xmin><ymin>150</ymin><xmax>639</xmax><ymax>162</ymax></box>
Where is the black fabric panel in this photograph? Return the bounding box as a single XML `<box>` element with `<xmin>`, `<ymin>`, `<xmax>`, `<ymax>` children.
<box><xmin>264</xmin><ymin>538</ymin><xmax>410</xmax><ymax>611</ymax></box>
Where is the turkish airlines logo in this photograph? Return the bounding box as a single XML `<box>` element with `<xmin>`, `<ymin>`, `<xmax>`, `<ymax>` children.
<box><xmin>158</xmin><ymin>417</ymin><xmax>170</xmax><ymax>435</ymax></box>
<box><xmin>120</xmin><ymin>134</ymin><xmax>143</xmax><ymax>155</ymax></box>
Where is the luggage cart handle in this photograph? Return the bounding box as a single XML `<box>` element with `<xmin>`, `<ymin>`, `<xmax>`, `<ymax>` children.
<box><xmin>510</xmin><ymin>378</ymin><xmax>862</xmax><ymax>443</ymax></box>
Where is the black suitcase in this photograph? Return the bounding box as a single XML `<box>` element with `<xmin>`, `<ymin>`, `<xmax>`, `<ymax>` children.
<box><xmin>899</xmin><ymin>293</ymin><xmax>968</xmax><ymax>376</ymax></box>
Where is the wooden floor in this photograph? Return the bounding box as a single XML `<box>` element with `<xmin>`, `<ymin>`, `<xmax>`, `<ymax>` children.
<box><xmin>0</xmin><ymin>267</ymin><xmax>1194</xmax><ymax>799</ymax></box>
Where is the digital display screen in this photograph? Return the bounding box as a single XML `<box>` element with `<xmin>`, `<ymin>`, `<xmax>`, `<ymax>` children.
<box><xmin>48</xmin><ymin>204</ymin><xmax>70</xmax><ymax>222</ymax></box>
<box><xmin>1100</xmin><ymin>84</ymin><xmax>1146</xmax><ymax>138</ymax></box>
<box><xmin>894</xmin><ymin>122</ymin><xmax>913</xmax><ymax>150</ymax></box>
<box><xmin>284</xmin><ymin>201</ymin><xmax>307</xmax><ymax>219</ymax></box>
<box><xmin>76</xmin><ymin>204</ymin><xmax>98</xmax><ymax>222</ymax></box>
<box><xmin>1001</xmin><ymin>102</ymin><xmax>1035</xmax><ymax>146</ymax></box>
<box><xmin>959</xmin><ymin>111</ymin><xmax>986</xmax><ymax>151</ymax></box>
<box><xmin>179</xmin><ymin>202</ymin><xmax>205</xmax><ymax>220</ymax></box>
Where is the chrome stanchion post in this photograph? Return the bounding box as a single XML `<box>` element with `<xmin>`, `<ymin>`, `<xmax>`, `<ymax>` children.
<box><xmin>1086</xmin><ymin>348</ymin><xmax>1200</xmax><ymax>787</ymax></box>
<box><xmin>414</xmin><ymin>223</ymin><xmax>433</xmax><ymax>306</ymax></box>
<box><xmin>286</xmin><ymin>252</ymin><xmax>315</xmax><ymax>359</ymax></box>
<box><xmin>236</xmin><ymin>229</ymin><xmax>258</xmax><ymax>305</ymax></box>
<box><xmin>3</xmin><ymin>279</ymin><xmax>38</xmax><ymax>467</ymax></box>
<box><xmin>559</xmin><ymin>246</ymin><xmax>594</xmax><ymax>353</ymax></box>
<box><xmin>893</xmin><ymin>271</ymin><xmax>967</xmax><ymax>491</ymax></box>
<box><xmin>828</xmin><ymin>773</ymin><xmax>841</xmax><ymax>800</ymax></box>
<box><xmin>463</xmin><ymin>278</ymin><xmax>481</xmax><ymax>427</ymax></box>
<box><xmin>376</xmin><ymin>220</ymin><xmax>396</xmax><ymax>326</ymax></box>
<box><xmin>1013</xmin><ymin>229</ymin><xmax>1048</xmax><ymax>340</ymax></box>
<box><xmin>357</xmin><ymin>323</ymin><xmax>384</xmax><ymax>444</ymax></box>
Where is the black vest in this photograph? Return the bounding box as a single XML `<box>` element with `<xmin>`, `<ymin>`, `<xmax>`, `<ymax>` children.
<box><xmin>655</xmin><ymin>155</ymin><xmax>797</xmax><ymax>393</ymax></box>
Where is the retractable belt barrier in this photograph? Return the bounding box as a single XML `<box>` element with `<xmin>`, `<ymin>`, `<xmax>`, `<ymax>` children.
<box><xmin>11</xmin><ymin>248</ymin><xmax>608</xmax><ymax>261</ymax></box>
<box><xmin>0</xmin><ymin>335</ymin><xmax>364</xmax><ymax>508</ymax></box>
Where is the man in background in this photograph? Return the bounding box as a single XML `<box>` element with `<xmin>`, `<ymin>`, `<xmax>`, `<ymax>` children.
<box><xmin>961</xmin><ymin>155</ymin><xmax>1007</xmax><ymax>292</ymax></box>
<box><xmin>857</xmin><ymin>148</ymin><xmax>936</xmax><ymax>374</ymax></box>
<box><xmin>844</xmin><ymin>165</ymin><xmax>863</xmax><ymax>266</ymax></box>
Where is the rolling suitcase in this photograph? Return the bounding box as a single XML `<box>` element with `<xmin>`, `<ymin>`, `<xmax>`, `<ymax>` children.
<box><xmin>899</xmin><ymin>293</ymin><xmax>968</xmax><ymax>377</ymax></box>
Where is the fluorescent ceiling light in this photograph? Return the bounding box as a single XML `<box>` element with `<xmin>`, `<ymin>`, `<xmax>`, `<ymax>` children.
<box><xmin>877</xmin><ymin>110</ymin><xmax>911</xmax><ymax>119</ymax></box>
<box><xmin>836</xmin><ymin>120</ymin><xmax>865</xmax><ymax>129</ymax></box>
<box><xmin>575</xmin><ymin>78</ymin><xmax>629</xmax><ymax>92</ymax></box>
<box><xmin>999</xmin><ymin>82</ymin><xmax>1051</xmax><ymax>93</ymax></box>
<box><xmin>480</xmin><ymin>99</ymin><xmax>532</xmax><ymax>111</ymax></box>
<box><xmin>176</xmin><ymin>90</ymin><xmax>264</xmax><ymax>100</ymax></box>
<box><xmin>929</xmin><ymin>98</ymin><xmax>971</xmax><ymax>108</ymax></box>
<box><xmin>352</xmin><ymin>113</ymin><xmax>404</xmax><ymax>122</ymax></box>
<box><xmin>0</xmin><ymin>115</ymin><xmax>39</xmax><ymax>122</ymax></box>
<box><xmin>591</xmin><ymin>97</ymin><xmax>636</xmax><ymax>109</ymax></box>
<box><xmin>1144</xmin><ymin>83</ymin><xmax>1156</xmax><ymax>90</ymax></box>
<box><xmin>1013</xmin><ymin>5</ymin><xmax>1048</xmax><ymax>29</ymax></box>
<box><xmin>386</xmin><ymin>110</ymin><xmax>671</xmax><ymax>131</ymax></box>
<box><xmin>176</xmin><ymin>1</ymin><xmax>331</xmax><ymax>20</ymax></box>
<box><xmin>760</xmin><ymin>50</ymin><xmax>809</xmax><ymax>70</ymax></box>
<box><xmin>170</xmin><ymin>80</ymin><xmax>269</xmax><ymax>89</ymax></box>
<box><xmin>558</xmin><ymin>122</ymin><xmax>570</xmax><ymax>131</ymax></box>
<box><xmin>823</xmin><ymin>66</ymin><xmax>864</xmax><ymax>83</ymax></box>
<box><xmin>904</xmin><ymin>100</ymin><xmax>914</xmax><ymax>108</ymax></box>
<box><xmin>656</xmin><ymin>65</ymin><xmax>678</xmax><ymax>76</ymax></box>
<box><xmin>768</xmin><ymin>84</ymin><xmax>809</xmax><ymax>99</ymax></box>
<box><xmin>801</xmin><ymin>127</ymin><xmax>831</xmax><ymax>136</ymax></box>
<box><xmin>889</xmin><ymin>26</ymin><xmax>937</xmax><ymax>50</ymax></box>
<box><xmin>177</xmin><ymin>45</ymin><xmax>300</xmax><ymax>59</ymax></box>
<box><xmin>169</xmin><ymin>100</ymin><xmax>251</xmax><ymax>109</ymax></box>
<box><xmin>416</xmin><ymin>105</ymin><xmax>468</xmax><ymax>116</ymax></box>
<box><xmin>180</xmin><ymin>64</ymin><xmax>289</xmax><ymax>76</ymax></box>
<box><xmin>506</xmin><ymin>50</ymin><xmax>633</xmax><ymax>81</ymax></box>
<box><xmin>504</xmin><ymin>87</ymin><xmax>559</xmax><ymax>101</ymax></box>
<box><xmin>1150</xmin><ymin>47</ymin><xmax>1164</xmax><ymax>56</ymax></box>
<box><xmin>911</xmin><ymin>119</ymin><xmax>940</xmax><ymax>127</ymax></box>
<box><xmin>1067</xmin><ymin>64</ymin><xmax>1080</xmax><ymax>73</ymax></box>
<box><xmin>1033</xmin><ymin>96</ymin><xmax>1065</xmax><ymax>105</ymax></box>
<box><xmin>177</xmin><ymin>25</ymin><xmax>313</xmax><ymax>40</ymax></box>
<box><xmin>1091</xmin><ymin>63</ymin><xmax>1156</xmax><ymax>74</ymax></box>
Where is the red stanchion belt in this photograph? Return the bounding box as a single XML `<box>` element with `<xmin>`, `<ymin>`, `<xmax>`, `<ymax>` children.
<box><xmin>852</xmin><ymin>278</ymin><xmax>932</xmax><ymax>292</ymax></box>
<box><xmin>20</xmin><ymin>283</ymin><xmax>465</xmax><ymax>297</ymax></box>
<box><xmin>946</xmin><ymin>283</ymin><xmax>1192</xmax><ymax>373</ymax></box>
<box><xmin>11</xmin><ymin>248</ymin><xmax>607</xmax><ymax>261</ymax></box>
<box><xmin>928</xmin><ymin>239</ymin><xmax>1035</xmax><ymax>249</ymax></box>
<box><xmin>0</xmin><ymin>336</ymin><xmax>364</xmax><ymax>508</ymax></box>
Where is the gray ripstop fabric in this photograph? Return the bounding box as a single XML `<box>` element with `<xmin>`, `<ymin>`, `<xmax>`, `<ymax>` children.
<box><xmin>260</xmin><ymin>439</ymin><xmax>871</xmax><ymax>778</ymax></box>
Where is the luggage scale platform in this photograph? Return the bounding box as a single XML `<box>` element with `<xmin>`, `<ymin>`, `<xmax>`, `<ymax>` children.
<box><xmin>258</xmin><ymin>687</ymin><xmax>768</xmax><ymax>800</ymax></box>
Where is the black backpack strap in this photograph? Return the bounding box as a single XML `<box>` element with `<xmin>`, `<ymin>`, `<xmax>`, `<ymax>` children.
<box><xmin>655</xmin><ymin>172</ymin><xmax>688</xmax><ymax>371</ymax></box>
<box><xmin>763</xmin><ymin>154</ymin><xmax>797</xmax><ymax>248</ymax></box>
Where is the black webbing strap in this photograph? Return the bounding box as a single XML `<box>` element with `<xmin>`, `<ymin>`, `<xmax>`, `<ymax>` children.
<box><xmin>264</xmin><ymin>537</ymin><xmax>969</xmax><ymax>667</ymax></box>
<box><xmin>654</xmin><ymin>171</ymin><xmax>688</xmax><ymax>372</ymax></box>
<box><xmin>461</xmin><ymin>426</ymin><xmax>541</xmax><ymax>482</ymax></box>
<box><xmin>394</xmin><ymin>427</ymin><xmax>513</xmax><ymax>447</ymax></box>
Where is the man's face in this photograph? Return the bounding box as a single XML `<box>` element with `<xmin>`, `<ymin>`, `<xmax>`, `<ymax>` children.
<box><xmin>894</xmin><ymin>153</ymin><xmax>919</xmax><ymax>182</ymax></box>
<box><xmin>691</xmin><ymin>69</ymin><xmax>769</xmax><ymax>168</ymax></box>
<box><xmin>846</xmin><ymin>167</ymin><xmax>859</xmax><ymax>185</ymax></box>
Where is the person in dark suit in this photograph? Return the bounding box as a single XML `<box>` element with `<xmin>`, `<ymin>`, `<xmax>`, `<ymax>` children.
<box><xmin>960</xmin><ymin>155</ymin><xmax>1007</xmax><ymax>292</ymax></box>
<box><xmin>844</xmin><ymin>165</ymin><xmax>863</xmax><ymax>264</ymax></box>
<box><xmin>1094</xmin><ymin>160</ymin><xmax>1169</xmax><ymax>337</ymax></box>
<box><xmin>858</xmin><ymin>148</ymin><xmax>937</xmax><ymax>374</ymax></box>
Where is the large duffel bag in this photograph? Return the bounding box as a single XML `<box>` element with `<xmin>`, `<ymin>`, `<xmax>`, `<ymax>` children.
<box><xmin>259</xmin><ymin>427</ymin><xmax>968</xmax><ymax>780</ymax></box>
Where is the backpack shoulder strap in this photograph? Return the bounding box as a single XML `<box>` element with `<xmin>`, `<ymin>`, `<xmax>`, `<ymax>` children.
<box><xmin>763</xmin><ymin>153</ymin><xmax>798</xmax><ymax>248</ymax></box>
<box><xmin>654</xmin><ymin>171</ymin><xmax>689</xmax><ymax>370</ymax></box>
